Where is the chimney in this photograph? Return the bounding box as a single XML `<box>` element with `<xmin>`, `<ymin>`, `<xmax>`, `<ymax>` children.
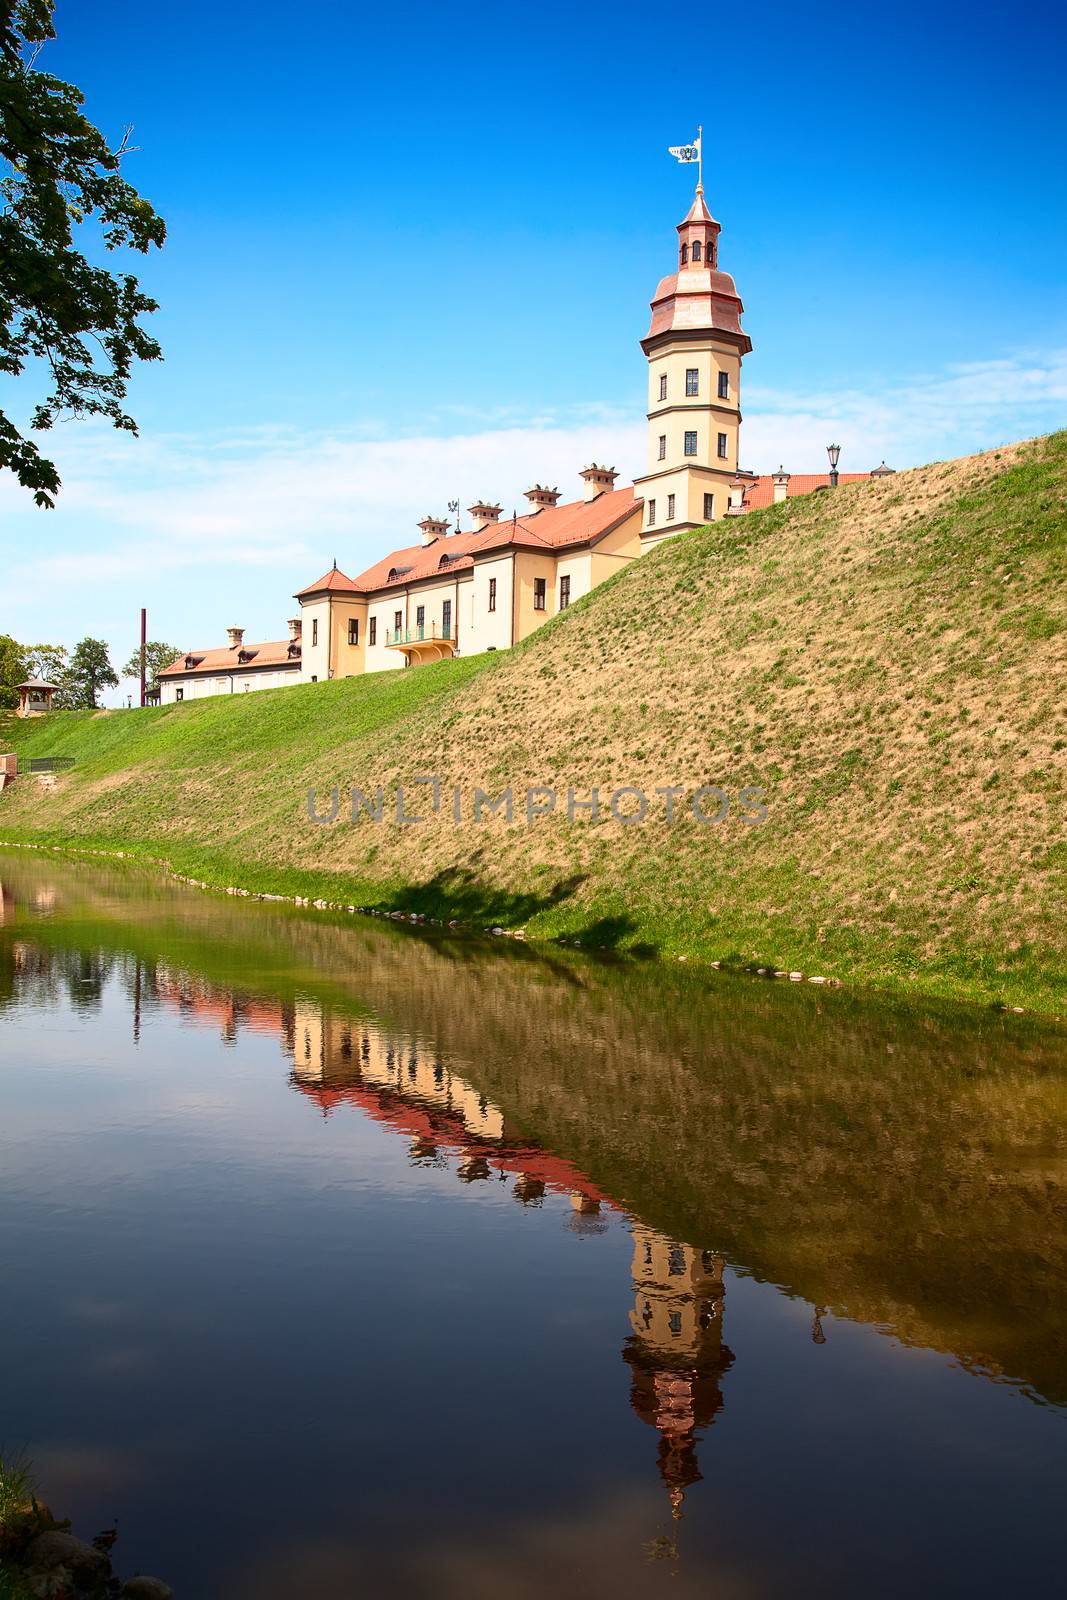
<box><xmin>287</xmin><ymin>617</ymin><xmax>302</xmax><ymax>641</ymax></box>
<box><xmin>467</xmin><ymin>501</ymin><xmax>503</xmax><ymax>533</ymax></box>
<box><xmin>226</xmin><ymin>626</ymin><xmax>244</xmax><ymax>649</ymax></box>
<box><xmin>524</xmin><ymin>484</ymin><xmax>561</xmax><ymax>513</ymax></box>
<box><xmin>417</xmin><ymin>515</ymin><xmax>450</xmax><ymax>545</ymax></box>
<box><xmin>726</xmin><ymin>476</ymin><xmax>750</xmax><ymax>517</ymax></box>
<box><xmin>772</xmin><ymin>466</ymin><xmax>791</xmax><ymax>504</ymax></box>
<box><xmin>579</xmin><ymin>463</ymin><xmax>618</xmax><ymax>502</ymax></box>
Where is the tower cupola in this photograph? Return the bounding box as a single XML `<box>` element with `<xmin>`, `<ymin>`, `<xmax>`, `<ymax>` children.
<box><xmin>677</xmin><ymin>189</ymin><xmax>721</xmax><ymax>271</ymax></box>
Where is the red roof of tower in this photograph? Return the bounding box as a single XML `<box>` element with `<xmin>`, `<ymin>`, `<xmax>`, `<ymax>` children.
<box><xmin>294</xmin><ymin>563</ymin><xmax>362</xmax><ymax>598</ymax></box>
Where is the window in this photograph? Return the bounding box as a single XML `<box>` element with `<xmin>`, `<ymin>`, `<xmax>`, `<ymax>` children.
<box><xmin>703</xmin><ymin>492</ymin><xmax>715</xmax><ymax>520</ymax></box>
<box><xmin>667</xmin><ymin>493</ymin><xmax>676</xmax><ymax>521</ymax></box>
<box><xmin>394</xmin><ymin>609</ymin><xmax>403</xmax><ymax>631</ymax></box>
<box><xmin>415</xmin><ymin>604</ymin><xmax>425</xmax><ymax>630</ymax></box>
<box><xmin>717</xmin><ymin>432</ymin><xmax>728</xmax><ymax>459</ymax></box>
<box><xmin>175</xmin><ymin>687</ymin><xmax>184</xmax><ymax>702</ymax></box>
<box><xmin>533</xmin><ymin>578</ymin><xmax>546</xmax><ymax>611</ymax></box>
<box><xmin>311</xmin><ymin>675</ymin><xmax>317</xmax><ymax>683</ymax></box>
<box><xmin>559</xmin><ymin>575</ymin><xmax>571</xmax><ymax>609</ymax></box>
<box><xmin>684</xmin><ymin>431</ymin><xmax>697</xmax><ymax>456</ymax></box>
<box><xmin>442</xmin><ymin>598</ymin><xmax>452</xmax><ymax>635</ymax></box>
<box><xmin>680</xmin><ymin>242</ymin><xmax>688</xmax><ymax>265</ymax></box>
<box><xmin>685</xmin><ymin>368</ymin><xmax>699</xmax><ymax>397</ymax></box>
<box><xmin>718</xmin><ymin>370</ymin><xmax>729</xmax><ymax>399</ymax></box>
<box><xmin>347</xmin><ymin>618</ymin><xmax>359</xmax><ymax>646</ymax></box>
<box><xmin>692</xmin><ymin>239</ymin><xmax>702</xmax><ymax>262</ymax></box>
<box><xmin>648</xmin><ymin>498</ymin><xmax>656</xmax><ymax>526</ymax></box>
<box><xmin>488</xmin><ymin>577</ymin><xmax>497</xmax><ymax>612</ymax></box>
<box><xmin>311</xmin><ymin>618</ymin><xmax>318</xmax><ymax>646</ymax></box>
<box><xmin>658</xmin><ymin>373</ymin><xmax>667</xmax><ymax>402</ymax></box>
<box><xmin>369</xmin><ymin>617</ymin><xmax>377</xmax><ymax>646</ymax></box>
<box><xmin>658</xmin><ymin>434</ymin><xmax>666</xmax><ymax>461</ymax></box>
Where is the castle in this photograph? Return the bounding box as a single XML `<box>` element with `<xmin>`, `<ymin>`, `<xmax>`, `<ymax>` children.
<box><xmin>157</xmin><ymin>183</ymin><xmax>889</xmax><ymax>703</ymax></box>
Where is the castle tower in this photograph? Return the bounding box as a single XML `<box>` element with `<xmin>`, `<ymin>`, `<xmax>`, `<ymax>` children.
<box><xmin>634</xmin><ymin>189</ymin><xmax>752</xmax><ymax>542</ymax></box>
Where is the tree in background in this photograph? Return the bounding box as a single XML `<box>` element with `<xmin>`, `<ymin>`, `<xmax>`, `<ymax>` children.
<box><xmin>0</xmin><ymin>632</ymin><xmax>27</xmax><ymax>708</ymax></box>
<box><xmin>25</xmin><ymin>641</ymin><xmax>75</xmax><ymax>706</ymax></box>
<box><xmin>120</xmin><ymin>641</ymin><xmax>181</xmax><ymax>689</ymax></box>
<box><xmin>67</xmin><ymin>636</ymin><xmax>117</xmax><ymax>708</ymax></box>
<box><xmin>0</xmin><ymin>1</ymin><xmax>166</xmax><ymax>507</ymax></box>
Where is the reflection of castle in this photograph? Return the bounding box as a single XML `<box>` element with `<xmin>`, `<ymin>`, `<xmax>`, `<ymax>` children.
<box><xmin>624</xmin><ymin>1229</ymin><xmax>733</xmax><ymax>1519</ymax></box>
<box><xmin>148</xmin><ymin>979</ymin><xmax>734</xmax><ymax>1520</ymax></box>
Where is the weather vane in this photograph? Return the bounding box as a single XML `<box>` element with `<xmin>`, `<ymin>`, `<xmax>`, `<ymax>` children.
<box><xmin>668</xmin><ymin>126</ymin><xmax>703</xmax><ymax>194</ymax></box>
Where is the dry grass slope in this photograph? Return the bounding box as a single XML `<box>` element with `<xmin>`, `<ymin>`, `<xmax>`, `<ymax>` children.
<box><xmin>2</xmin><ymin>431</ymin><xmax>1065</xmax><ymax>1011</ymax></box>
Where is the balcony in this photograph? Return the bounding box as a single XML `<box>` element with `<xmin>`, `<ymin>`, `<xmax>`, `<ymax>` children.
<box><xmin>384</xmin><ymin>622</ymin><xmax>456</xmax><ymax>665</ymax></box>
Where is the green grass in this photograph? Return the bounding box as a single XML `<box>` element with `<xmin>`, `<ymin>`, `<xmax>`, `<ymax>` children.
<box><xmin>0</xmin><ymin>1458</ymin><xmax>34</xmax><ymax>1531</ymax></box>
<box><xmin>2</xmin><ymin>431</ymin><xmax>1065</xmax><ymax>1016</ymax></box>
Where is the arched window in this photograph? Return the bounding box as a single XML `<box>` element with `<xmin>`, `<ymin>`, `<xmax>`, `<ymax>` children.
<box><xmin>680</xmin><ymin>242</ymin><xmax>688</xmax><ymax>265</ymax></box>
<box><xmin>692</xmin><ymin>239</ymin><xmax>702</xmax><ymax>262</ymax></box>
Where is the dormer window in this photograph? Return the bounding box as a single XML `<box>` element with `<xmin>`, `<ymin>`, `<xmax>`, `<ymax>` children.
<box><xmin>692</xmin><ymin>239</ymin><xmax>702</xmax><ymax>262</ymax></box>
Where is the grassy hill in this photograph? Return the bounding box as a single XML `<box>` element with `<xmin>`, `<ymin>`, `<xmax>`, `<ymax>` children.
<box><xmin>2</xmin><ymin>430</ymin><xmax>1065</xmax><ymax>1013</ymax></box>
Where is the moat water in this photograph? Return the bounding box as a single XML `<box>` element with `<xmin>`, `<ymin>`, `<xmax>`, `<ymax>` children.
<box><xmin>0</xmin><ymin>850</ymin><xmax>1064</xmax><ymax>1598</ymax></box>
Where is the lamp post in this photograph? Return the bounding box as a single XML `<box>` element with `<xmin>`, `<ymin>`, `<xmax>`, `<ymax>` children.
<box><xmin>826</xmin><ymin>443</ymin><xmax>841</xmax><ymax>489</ymax></box>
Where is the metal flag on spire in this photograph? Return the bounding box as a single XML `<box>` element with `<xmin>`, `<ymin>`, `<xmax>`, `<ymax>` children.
<box><xmin>668</xmin><ymin>127</ymin><xmax>703</xmax><ymax>192</ymax></box>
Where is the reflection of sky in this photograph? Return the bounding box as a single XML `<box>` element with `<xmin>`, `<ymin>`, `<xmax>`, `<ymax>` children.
<box><xmin>1</xmin><ymin>959</ymin><xmax>1065</xmax><ymax>1598</ymax></box>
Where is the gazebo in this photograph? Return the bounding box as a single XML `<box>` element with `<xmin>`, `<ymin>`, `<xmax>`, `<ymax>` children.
<box><xmin>15</xmin><ymin>679</ymin><xmax>59</xmax><ymax>718</ymax></box>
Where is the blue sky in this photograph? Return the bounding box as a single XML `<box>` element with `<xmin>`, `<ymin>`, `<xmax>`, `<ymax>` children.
<box><xmin>2</xmin><ymin>0</ymin><xmax>1065</xmax><ymax>698</ymax></box>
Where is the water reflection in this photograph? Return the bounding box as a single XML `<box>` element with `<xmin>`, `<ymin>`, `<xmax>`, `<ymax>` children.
<box><xmin>147</xmin><ymin>967</ymin><xmax>734</xmax><ymax>1517</ymax></box>
<box><xmin>2</xmin><ymin>854</ymin><xmax>1066</xmax><ymax>1597</ymax></box>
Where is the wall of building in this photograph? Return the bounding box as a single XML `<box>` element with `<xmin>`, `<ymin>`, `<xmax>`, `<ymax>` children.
<box><xmin>159</xmin><ymin>665</ymin><xmax>299</xmax><ymax>703</ymax></box>
<box><xmin>645</xmin><ymin>342</ymin><xmax>741</xmax><ymax>478</ymax></box>
<box><xmin>469</xmin><ymin>553</ymin><xmax>516</xmax><ymax>653</ymax></box>
<box><xmin>299</xmin><ymin>597</ymin><xmax>332</xmax><ymax>683</ymax></box>
<box><xmin>637</xmin><ymin>333</ymin><xmax>744</xmax><ymax>534</ymax></box>
<box><xmin>328</xmin><ymin>599</ymin><xmax>368</xmax><ymax>680</ymax></box>
<box><xmin>513</xmin><ymin>548</ymin><xmax>564</xmax><ymax>641</ymax></box>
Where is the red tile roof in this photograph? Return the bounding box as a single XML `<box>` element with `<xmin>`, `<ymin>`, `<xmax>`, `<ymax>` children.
<box><xmin>738</xmin><ymin>472</ymin><xmax>870</xmax><ymax>511</ymax></box>
<box><xmin>158</xmin><ymin>639</ymin><xmax>298</xmax><ymax>678</ymax></box>
<box><xmin>299</xmin><ymin>486</ymin><xmax>642</xmax><ymax>597</ymax></box>
<box><xmin>294</xmin><ymin>564</ymin><xmax>362</xmax><ymax>598</ymax></box>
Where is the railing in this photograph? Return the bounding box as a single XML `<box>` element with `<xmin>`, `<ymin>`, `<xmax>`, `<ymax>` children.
<box><xmin>27</xmin><ymin>756</ymin><xmax>75</xmax><ymax>772</ymax></box>
<box><xmin>385</xmin><ymin>623</ymin><xmax>454</xmax><ymax>646</ymax></box>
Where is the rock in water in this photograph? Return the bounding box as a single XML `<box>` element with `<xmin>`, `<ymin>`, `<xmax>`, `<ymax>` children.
<box><xmin>25</xmin><ymin>1529</ymin><xmax>111</xmax><ymax>1588</ymax></box>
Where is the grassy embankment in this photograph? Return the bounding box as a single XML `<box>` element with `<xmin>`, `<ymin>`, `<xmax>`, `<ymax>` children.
<box><xmin>1</xmin><ymin>430</ymin><xmax>1065</xmax><ymax>1013</ymax></box>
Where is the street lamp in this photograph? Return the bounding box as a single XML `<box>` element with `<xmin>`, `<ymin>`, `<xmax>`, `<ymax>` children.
<box><xmin>826</xmin><ymin>443</ymin><xmax>841</xmax><ymax>488</ymax></box>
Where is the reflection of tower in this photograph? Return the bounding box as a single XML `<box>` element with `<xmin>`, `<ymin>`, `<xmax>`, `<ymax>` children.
<box><xmin>623</xmin><ymin>1228</ymin><xmax>733</xmax><ymax>1520</ymax></box>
